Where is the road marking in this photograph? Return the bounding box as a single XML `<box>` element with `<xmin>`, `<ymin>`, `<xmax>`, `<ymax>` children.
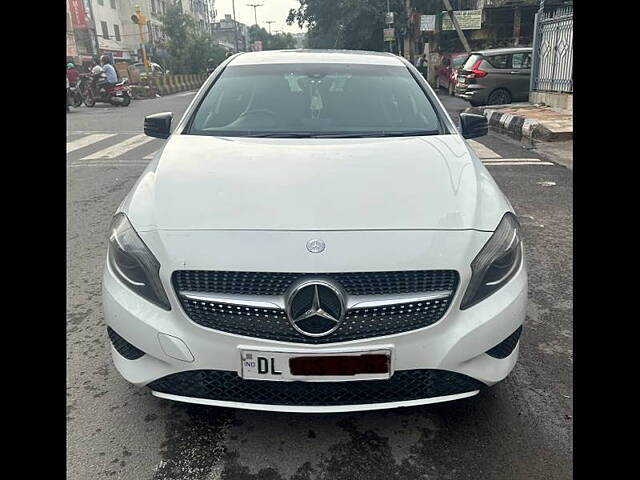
<box><xmin>83</xmin><ymin>134</ymin><xmax>155</xmax><ymax>159</ymax></box>
<box><xmin>66</xmin><ymin>133</ymin><xmax>118</xmax><ymax>153</ymax></box>
<box><xmin>467</xmin><ymin>139</ymin><xmax>501</xmax><ymax>159</ymax></box>
<box><xmin>483</xmin><ymin>161</ymin><xmax>554</xmax><ymax>166</ymax></box>
<box><xmin>68</xmin><ymin>162</ymin><xmax>150</xmax><ymax>168</ymax></box>
<box><xmin>143</xmin><ymin>150</ymin><xmax>159</xmax><ymax>159</ymax></box>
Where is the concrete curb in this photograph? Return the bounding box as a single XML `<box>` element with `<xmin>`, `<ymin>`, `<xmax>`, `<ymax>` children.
<box><xmin>465</xmin><ymin>105</ymin><xmax>572</xmax><ymax>143</ymax></box>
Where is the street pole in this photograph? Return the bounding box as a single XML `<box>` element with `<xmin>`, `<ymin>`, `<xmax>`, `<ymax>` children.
<box><xmin>265</xmin><ymin>20</ymin><xmax>275</xmax><ymax>34</ymax></box>
<box><xmin>136</xmin><ymin>5</ymin><xmax>150</xmax><ymax>73</ymax></box>
<box><xmin>232</xmin><ymin>0</ymin><xmax>239</xmax><ymax>52</ymax></box>
<box><xmin>442</xmin><ymin>0</ymin><xmax>471</xmax><ymax>54</ymax></box>
<box><xmin>85</xmin><ymin>0</ymin><xmax>100</xmax><ymax>56</ymax></box>
<box><xmin>247</xmin><ymin>3</ymin><xmax>263</xmax><ymax>26</ymax></box>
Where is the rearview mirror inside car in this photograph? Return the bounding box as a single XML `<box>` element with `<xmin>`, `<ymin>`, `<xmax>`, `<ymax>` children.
<box><xmin>459</xmin><ymin>112</ymin><xmax>488</xmax><ymax>139</ymax></box>
<box><xmin>144</xmin><ymin>112</ymin><xmax>173</xmax><ymax>139</ymax></box>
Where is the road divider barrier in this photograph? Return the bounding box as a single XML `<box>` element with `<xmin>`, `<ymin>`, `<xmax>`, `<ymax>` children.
<box><xmin>150</xmin><ymin>73</ymin><xmax>207</xmax><ymax>97</ymax></box>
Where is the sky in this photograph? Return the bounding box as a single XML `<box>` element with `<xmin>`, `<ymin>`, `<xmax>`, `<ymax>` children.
<box><xmin>214</xmin><ymin>0</ymin><xmax>306</xmax><ymax>34</ymax></box>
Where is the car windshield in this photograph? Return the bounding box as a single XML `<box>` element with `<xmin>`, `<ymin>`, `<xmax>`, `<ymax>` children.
<box><xmin>187</xmin><ymin>63</ymin><xmax>442</xmax><ymax>137</ymax></box>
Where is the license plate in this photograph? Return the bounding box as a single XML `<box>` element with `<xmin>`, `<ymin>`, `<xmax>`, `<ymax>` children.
<box><xmin>240</xmin><ymin>348</ymin><xmax>392</xmax><ymax>381</ymax></box>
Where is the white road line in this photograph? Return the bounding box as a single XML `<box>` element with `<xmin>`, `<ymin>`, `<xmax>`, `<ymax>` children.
<box><xmin>467</xmin><ymin>139</ymin><xmax>502</xmax><ymax>159</ymax></box>
<box><xmin>68</xmin><ymin>162</ymin><xmax>150</xmax><ymax>168</ymax></box>
<box><xmin>483</xmin><ymin>161</ymin><xmax>554</xmax><ymax>166</ymax></box>
<box><xmin>143</xmin><ymin>150</ymin><xmax>159</xmax><ymax>159</ymax></box>
<box><xmin>66</xmin><ymin>133</ymin><xmax>118</xmax><ymax>153</ymax></box>
<box><xmin>83</xmin><ymin>134</ymin><xmax>155</xmax><ymax>159</ymax></box>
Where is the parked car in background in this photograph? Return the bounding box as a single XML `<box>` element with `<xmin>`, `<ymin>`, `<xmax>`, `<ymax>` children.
<box><xmin>455</xmin><ymin>47</ymin><xmax>532</xmax><ymax>106</ymax></box>
<box><xmin>437</xmin><ymin>53</ymin><xmax>468</xmax><ymax>95</ymax></box>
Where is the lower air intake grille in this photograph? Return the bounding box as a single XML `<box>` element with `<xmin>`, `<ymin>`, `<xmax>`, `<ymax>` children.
<box><xmin>486</xmin><ymin>326</ymin><xmax>523</xmax><ymax>359</ymax></box>
<box><xmin>107</xmin><ymin>327</ymin><xmax>145</xmax><ymax>360</ymax></box>
<box><xmin>148</xmin><ymin>369</ymin><xmax>484</xmax><ymax>406</ymax></box>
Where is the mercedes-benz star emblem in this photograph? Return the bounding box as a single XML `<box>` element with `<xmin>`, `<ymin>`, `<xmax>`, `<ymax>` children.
<box><xmin>286</xmin><ymin>281</ymin><xmax>345</xmax><ymax>337</ymax></box>
<box><xmin>306</xmin><ymin>239</ymin><xmax>325</xmax><ymax>253</ymax></box>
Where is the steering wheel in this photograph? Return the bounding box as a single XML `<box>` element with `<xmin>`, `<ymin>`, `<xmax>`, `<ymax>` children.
<box><xmin>237</xmin><ymin>109</ymin><xmax>278</xmax><ymax>119</ymax></box>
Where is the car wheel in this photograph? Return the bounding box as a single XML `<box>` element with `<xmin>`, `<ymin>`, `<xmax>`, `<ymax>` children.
<box><xmin>487</xmin><ymin>89</ymin><xmax>511</xmax><ymax>106</ymax></box>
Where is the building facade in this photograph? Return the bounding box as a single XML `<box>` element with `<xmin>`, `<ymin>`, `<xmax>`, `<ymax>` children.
<box><xmin>212</xmin><ymin>14</ymin><xmax>249</xmax><ymax>52</ymax></box>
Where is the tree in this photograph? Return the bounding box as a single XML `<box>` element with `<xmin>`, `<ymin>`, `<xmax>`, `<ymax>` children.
<box><xmin>160</xmin><ymin>5</ymin><xmax>226</xmax><ymax>73</ymax></box>
<box><xmin>248</xmin><ymin>25</ymin><xmax>296</xmax><ymax>50</ymax></box>
<box><xmin>287</xmin><ymin>0</ymin><xmax>408</xmax><ymax>51</ymax></box>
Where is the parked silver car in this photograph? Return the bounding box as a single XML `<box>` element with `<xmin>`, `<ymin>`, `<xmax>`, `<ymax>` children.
<box><xmin>455</xmin><ymin>47</ymin><xmax>532</xmax><ymax>106</ymax></box>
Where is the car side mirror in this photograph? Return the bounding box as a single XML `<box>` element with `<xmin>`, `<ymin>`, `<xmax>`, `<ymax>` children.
<box><xmin>144</xmin><ymin>112</ymin><xmax>172</xmax><ymax>139</ymax></box>
<box><xmin>459</xmin><ymin>112</ymin><xmax>488</xmax><ymax>139</ymax></box>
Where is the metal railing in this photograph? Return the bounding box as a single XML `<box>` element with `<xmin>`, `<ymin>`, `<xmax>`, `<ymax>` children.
<box><xmin>530</xmin><ymin>4</ymin><xmax>573</xmax><ymax>93</ymax></box>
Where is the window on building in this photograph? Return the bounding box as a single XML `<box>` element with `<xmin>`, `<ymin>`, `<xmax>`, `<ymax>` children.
<box><xmin>110</xmin><ymin>0</ymin><xmax>116</xmax><ymax>9</ymax></box>
<box><xmin>97</xmin><ymin>0</ymin><xmax>104</xmax><ymax>5</ymax></box>
<box><xmin>101</xmin><ymin>21</ymin><xmax>109</xmax><ymax>40</ymax></box>
<box><xmin>151</xmin><ymin>0</ymin><xmax>156</xmax><ymax>14</ymax></box>
<box><xmin>114</xmin><ymin>24</ymin><xmax>121</xmax><ymax>41</ymax></box>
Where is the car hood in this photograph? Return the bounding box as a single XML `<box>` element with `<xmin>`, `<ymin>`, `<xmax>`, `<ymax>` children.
<box><xmin>122</xmin><ymin>134</ymin><xmax>511</xmax><ymax>232</ymax></box>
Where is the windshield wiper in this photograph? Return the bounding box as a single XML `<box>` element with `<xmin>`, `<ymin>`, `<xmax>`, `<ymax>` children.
<box><xmin>312</xmin><ymin>130</ymin><xmax>440</xmax><ymax>138</ymax></box>
<box><xmin>245</xmin><ymin>132</ymin><xmax>315</xmax><ymax>138</ymax></box>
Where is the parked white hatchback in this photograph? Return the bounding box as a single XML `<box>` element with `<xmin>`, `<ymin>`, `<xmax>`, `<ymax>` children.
<box><xmin>102</xmin><ymin>50</ymin><xmax>527</xmax><ymax>413</ymax></box>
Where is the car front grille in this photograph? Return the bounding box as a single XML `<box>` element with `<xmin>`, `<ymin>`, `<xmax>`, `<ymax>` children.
<box><xmin>173</xmin><ymin>270</ymin><xmax>459</xmax><ymax>343</ymax></box>
<box><xmin>148</xmin><ymin>369</ymin><xmax>484</xmax><ymax>407</ymax></box>
<box><xmin>173</xmin><ymin>270</ymin><xmax>458</xmax><ymax>296</ymax></box>
<box><xmin>179</xmin><ymin>295</ymin><xmax>453</xmax><ymax>344</ymax></box>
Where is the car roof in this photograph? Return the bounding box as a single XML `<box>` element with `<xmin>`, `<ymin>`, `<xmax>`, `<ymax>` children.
<box><xmin>229</xmin><ymin>49</ymin><xmax>405</xmax><ymax>66</ymax></box>
<box><xmin>472</xmin><ymin>47</ymin><xmax>532</xmax><ymax>56</ymax></box>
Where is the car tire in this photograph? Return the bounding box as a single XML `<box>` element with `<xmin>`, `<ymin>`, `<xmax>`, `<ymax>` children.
<box><xmin>487</xmin><ymin>89</ymin><xmax>512</xmax><ymax>106</ymax></box>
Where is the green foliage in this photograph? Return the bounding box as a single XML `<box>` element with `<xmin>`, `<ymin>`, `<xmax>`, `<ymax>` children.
<box><xmin>160</xmin><ymin>5</ymin><xmax>226</xmax><ymax>73</ymax></box>
<box><xmin>286</xmin><ymin>0</ymin><xmax>407</xmax><ymax>51</ymax></box>
<box><xmin>247</xmin><ymin>25</ymin><xmax>297</xmax><ymax>50</ymax></box>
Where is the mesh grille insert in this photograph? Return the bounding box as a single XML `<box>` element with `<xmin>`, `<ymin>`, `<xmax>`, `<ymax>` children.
<box><xmin>486</xmin><ymin>326</ymin><xmax>523</xmax><ymax>359</ymax></box>
<box><xmin>173</xmin><ymin>270</ymin><xmax>458</xmax><ymax>296</ymax></box>
<box><xmin>148</xmin><ymin>369</ymin><xmax>484</xmax><ymax>406</ymax></box>
<box><xmin>107</xmin><ymin>327</ymin><xmax>145</xmax><ymax>360</ymax></box>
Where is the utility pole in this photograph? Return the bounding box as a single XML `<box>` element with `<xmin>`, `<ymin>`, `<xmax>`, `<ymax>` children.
<box><xmin>265</xmin><ymin>20</ymin><xmax>275</xmax><ymax>34</ymax></box>
<box><xmin>442</xmin><ymin>0</ymin><xmax>471</xmax><ymax>54</ymax></box>
<box><xmin>232</xmin><ymin>0</ymin><xmax>239</xmax><ymax>52</ymax></box>
<box><xmin>247</xmin><ymin>3</ymin><xmax>263</xmax><ymax>26</ymax></box>
<box><xmin>131</xmin><ymin>5</ymin><xmax>150</xmax><ymax>73</ymax></box>
<box><xmin>85</xmin><ymin>0</ymin><xmax>100</xmax><ymax>55</ymax></box>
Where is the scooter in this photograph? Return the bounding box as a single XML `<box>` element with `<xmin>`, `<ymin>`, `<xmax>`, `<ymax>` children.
<box><xmin>68</xmin><ymin>83</ymin><xmax>83</xmax><ymax>108</ymax></box>
<box><xmin>82</xmin><ymin>74</ymin><xmax>132</xmax><ymax>107</ymax></box>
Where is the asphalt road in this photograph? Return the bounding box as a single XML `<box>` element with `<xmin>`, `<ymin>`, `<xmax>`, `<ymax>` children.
<box><xmin>66</xmin><ymin>89</ymin><xmax>573</xmax><ymax>480</ymax></box>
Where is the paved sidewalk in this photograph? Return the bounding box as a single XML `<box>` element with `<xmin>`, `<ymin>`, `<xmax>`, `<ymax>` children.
<box><xmin>466</xmin><ymin>103</ymin><xmax>573</xmax><ymax>143</ymax></box>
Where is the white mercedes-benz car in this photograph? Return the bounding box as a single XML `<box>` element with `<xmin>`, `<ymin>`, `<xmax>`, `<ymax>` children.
<box><xmin>103</xmin><ymin>50</ymin><xmax>527</xmax><ymax>413</ymax></box>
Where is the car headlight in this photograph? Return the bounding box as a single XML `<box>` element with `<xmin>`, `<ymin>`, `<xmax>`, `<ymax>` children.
<box><xmin>107</xmin><ymin>213</ymin><xmax>171</xmax><ymax>310</ymax></box>
<box><xmin>460</xmin><ymin>213</ymin><xmax>523</xmax><ymax>310</ymax></box>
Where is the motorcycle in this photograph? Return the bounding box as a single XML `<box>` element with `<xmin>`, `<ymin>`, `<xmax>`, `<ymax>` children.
<box><xmin>80</xmin><ymin>73</ymin><xmax>132</xmax><ymax>107</ymax></box>
<box><xmin>68</xmin><ymin>82</ymin><xmax>83</xmax><ymax>108</ymax></box>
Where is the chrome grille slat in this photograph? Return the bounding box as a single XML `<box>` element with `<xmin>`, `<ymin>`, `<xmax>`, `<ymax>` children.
<box><xmin>174</xmin><ymin>270</ymin><xmax>459</xmax><ymax>344</ymax></box>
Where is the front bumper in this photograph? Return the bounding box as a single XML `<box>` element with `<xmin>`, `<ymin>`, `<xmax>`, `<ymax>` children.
<box><xmin>103</xmin><ymin>248</ymin><xmax>527</xmax><ymax>412</ymax></box>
